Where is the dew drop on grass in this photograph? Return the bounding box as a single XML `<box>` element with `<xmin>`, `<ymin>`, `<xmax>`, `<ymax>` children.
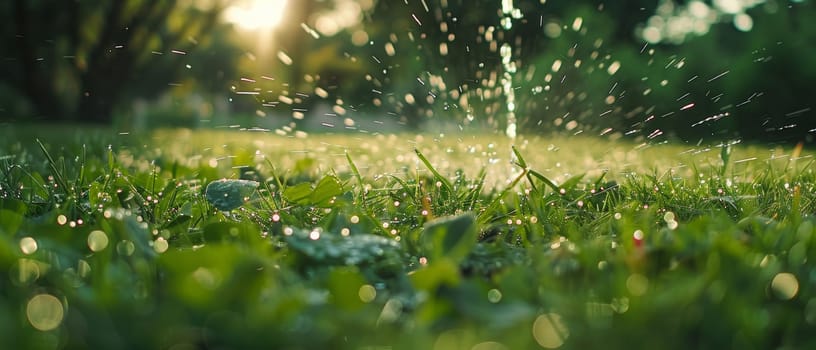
<box><xmin>19</xmin><ymin>237</ymin><xmax>37</xmax><ymax>255</ymax></box>
<box><xmin>87</xmin><ymin>230</ymin><xmax>109</xmax><ymax>252</ymax></box>
<box><xmin>26</xmin><ymin>294</ymin><xmax>64</xmax><ymax>331</ymax></box>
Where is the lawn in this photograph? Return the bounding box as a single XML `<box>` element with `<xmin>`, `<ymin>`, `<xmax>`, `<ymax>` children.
<box><xmin>1</xmin><ymin>126</ymin><xmax>815</xmax><ymax>349</ymax></box>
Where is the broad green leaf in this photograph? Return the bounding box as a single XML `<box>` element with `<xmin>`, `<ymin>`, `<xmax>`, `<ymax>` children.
<box><xmin>282</xmin><ymin>182</ymin><xmax>314</xmax><ymax>204</ymax></box>
<box><xmin>309</xmin><ymin>175</ymin><xmax>344</xmax><ymax>206</ymax></box>
<box><xmin>410</xmin><ymin>258</ymin><xmax>461</xmax><ymax>290</ymax></box>
<box><xmin>204</xmin><ymin>179</ymin><xmax>259</xmax><ymax>211</ymax></box>
<box><xmin>283</xmin><ymin>176</ymin><xmax>345</xmax><ymax>206</ymax></box>
<box><xmin>420</xmin><ymin>212</ymin><xmax>478</xmax><ymax>263</ymax></box>
<box><xmin>284</xmin><ymin>229</ymin><xmax>405</xmax><ymax>279</ymax></box>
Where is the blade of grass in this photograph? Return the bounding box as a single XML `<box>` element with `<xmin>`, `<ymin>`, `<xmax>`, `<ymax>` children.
<box><xmin>477</xmin><ymin>165</ymin><xmax>527</xmax><ymax>224</ymax></box>
<box><xmin>346</xmin><ymin>151</ymin><xmax>366</xmax><ymax>203</ymax></box>
<box><xmin>415</xmin><ymin>148</ymin><xmax>453</xmax><ymax>193</ymax></box>
<box><xmin>36</xmin><ymin>139</ymin><xmax>71</xmax><ymax>200</ymax></box>
<box><xmin>511</xmin><ymin>145</ymin><xmax>528</xmax><ymax>169</ymax></box>
<box><xmin>527</xmin><ymin>169</ymin><xmax>559</xmax><ymax>193</ymax></box>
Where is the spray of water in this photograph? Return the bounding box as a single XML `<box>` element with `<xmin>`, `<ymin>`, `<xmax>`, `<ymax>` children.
<box><xmin>500</xmin><ymin>0</ymin><xmax>523</xmax><ymax>139</ymax></box>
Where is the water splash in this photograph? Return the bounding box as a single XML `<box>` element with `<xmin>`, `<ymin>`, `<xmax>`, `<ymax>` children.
<box><xmin>500</xmin><ymin>0</ymin><xmax>522</xmax><ymax>139</ymax></box>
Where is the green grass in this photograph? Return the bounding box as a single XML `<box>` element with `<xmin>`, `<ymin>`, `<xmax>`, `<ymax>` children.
<box><xmin>1</xmin><ymin>126</ymin><xmax>815</xmax><ymax>349</ymax></box>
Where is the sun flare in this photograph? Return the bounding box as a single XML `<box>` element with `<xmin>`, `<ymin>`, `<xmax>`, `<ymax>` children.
<box><xmin>224</xmin><ymin>0</ymin><xmax>289</xmax><ymax>31</ymax></box>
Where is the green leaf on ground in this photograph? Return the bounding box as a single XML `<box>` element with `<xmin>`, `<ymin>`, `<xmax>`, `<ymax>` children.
<box><xmin>420</xmin><ymin>212</ymin><xmax>478</xmax><ymax>263</ymax></box>
<box><xmin>205</xmin><ymin>179</ymin><xmax>259</xmax><ymax>211</ymax></box>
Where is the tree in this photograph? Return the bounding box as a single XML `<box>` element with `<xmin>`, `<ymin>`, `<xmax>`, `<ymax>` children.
<box><xmin>1</xmin><ymin>0</ymin><xmax>238</xmax><ymax>123</ymax></box>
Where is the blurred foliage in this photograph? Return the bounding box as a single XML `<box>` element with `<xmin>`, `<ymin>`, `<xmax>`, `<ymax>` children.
<box><xmin>0</xmin><ymin>0</ymin><xmax>240</xmax><ymax>124</ymax></box>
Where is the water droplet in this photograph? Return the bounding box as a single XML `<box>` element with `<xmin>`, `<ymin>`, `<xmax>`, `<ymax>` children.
<box><xmin>633</xmin><ymin>230</ymin><xmax>645</xmax><ymax>247</ymax></box>
<box><xmin>192</xmin><ymin>267</ymin><xmax>218</xmax><ymax>289</ymax></box>
<box><xmin>154</xmin><ymin>237</ymin><xmax>169</xmax><ymax>253</ymax></box>
<box><xmin>19</xmin><ymin>237</ymin><xmax>38</xmax><ymax>255</ymax></box>
<box><xmin>607</xmin><ymin>61</ymin><xmax>621</xmax><ymax>75</ymax></box>
<box><xmin>626</xmin><ymin>274</ymin><xmax>649</xmax><ymax>296</ymax></box>
<box><xmin>87</xmin><ymin>230</ymin><xmax>109</xmax><ymax>252</ymax></box>
<box><xmin>570</xmin><ymin>16</ymin><xmax>583</xmax><ymax>31</ymax></box>
<box><xmin>26</xmin><ymin>294</ymin><xmax>64</xmax><ymax>331</ymax></box>
<box><xmin>487</xmin><ymin>289</ymin><xmax>503</xmax><ymax>303</ymax></box>
<box><xmin>358</xmin><ymin>284</ymin><xmax>376</xmax><ymax>303</ymax></box>
<box><xmin>116</xmin><ymin>240</ymin><xmax>135</xmax><ymax>256</ymax></box>
<box><xmin>771</xmin><ymin>273</ymin><xmax>799</xmax><ymax>300</ymax></box>
<box><xmin>14</xmin><ymin>258</ymin><xmax>41</xmax><ymax>285</ymax></box>
<box><xmin>733</xmin><ymin>13</ymin><xmax>753</xmax><ymax>32</ymax></box>
<box><xmin>532</xmin><ymin>313</ymin><xmax>569</xmax><ymax>348</ymax></box>
<box><xmin>277</xmin><ymin>50</ymin><xmax>293</xmax><ymax>65</ymax></box>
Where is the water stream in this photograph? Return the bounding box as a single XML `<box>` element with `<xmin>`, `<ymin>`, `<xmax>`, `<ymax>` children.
<box><xmin>500</xmin><ymin>0</ymin><xmax>523</xmax><ymax>139</ymax></box>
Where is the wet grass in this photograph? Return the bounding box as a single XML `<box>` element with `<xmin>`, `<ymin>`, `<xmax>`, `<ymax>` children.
<box><xmin>1</xmin><ymin>126</ymin><xmax>815</xmax><ymax>349</ymax></box>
